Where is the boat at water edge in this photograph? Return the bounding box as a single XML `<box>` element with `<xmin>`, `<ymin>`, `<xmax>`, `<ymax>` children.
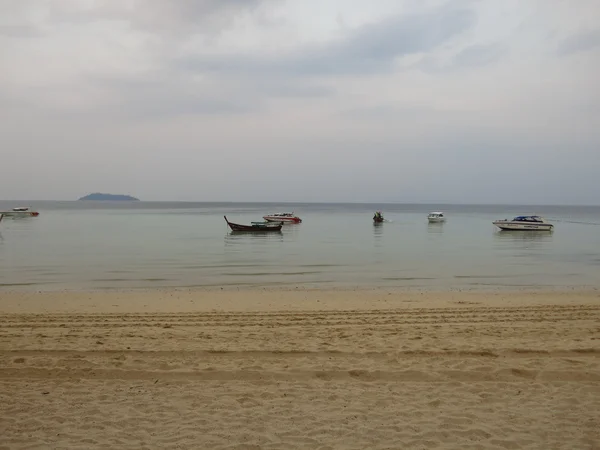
<box><xmin>262</xmin><ymin>212</ymin><xmax>302</xmax><ymax>223</ymax></box>
<box><xmin>224</xmin><ymin>216</ymin><xmax>283</xmax><ymax>232</ymax></box>
<box><xmin>493</xmin><ymin>215</ymin><xmax>554</xmax><ymax>231</ymax></box>
<box><xmin>0</xmin><ymin>207</ymin><xmax>40</xmax><ymax>217</ymax></box>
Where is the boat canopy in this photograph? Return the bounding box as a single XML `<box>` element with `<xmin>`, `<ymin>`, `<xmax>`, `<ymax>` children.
<box><xmin>513</xmin><ymin>216</ymin><xmax>544</xmax><ymax>222</ymax></box>
<box><xmin>251</xmin><ymin>221</ymin><xmax>276</xmax><ymax>225</ymax></box>
<box><xmin>429</xmin><ymin>212</ymin><xmax>444</xmax><ymax>216</ymax></box>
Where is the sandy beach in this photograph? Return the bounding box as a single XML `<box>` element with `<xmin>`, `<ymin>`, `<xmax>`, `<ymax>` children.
<box><xmin>1</xmin><ymin>288</ymin><xmax>599</xmax><ymax>449</ymax></box>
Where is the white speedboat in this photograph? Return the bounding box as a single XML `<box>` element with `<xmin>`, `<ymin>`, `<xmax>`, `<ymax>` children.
<box><xmin>263</xmin><ymin>212</ymin><xmax>302</xmax><ymax>223</ymax></box>
<box><xmin>0</xmin><ymin>206</ymin><xmax>40</xmax><ymax>217</ymax></box>
<box><xmin>427</xmin><ymin>212</ymin><xmax>446</xmax><ymax>223</ymax></box>
<box><xmin>493</xmin><ymin>215</ymin><xmax>553</xmax><ymax>231</ymax></box>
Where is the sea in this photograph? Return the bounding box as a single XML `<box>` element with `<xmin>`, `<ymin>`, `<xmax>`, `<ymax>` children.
<box><xmin>1</xmin><ymin>201</ymin><xmax>599</xmax><ymax>291</ymax></box>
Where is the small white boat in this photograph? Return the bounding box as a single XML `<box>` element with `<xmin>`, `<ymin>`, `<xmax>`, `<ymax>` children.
<box><xmin>493</xmin><ymin>215</ymin><xmax>553</xmax><ymax>231</ymax></box>
<box><xmin>0</xmin><ymin>206</ymin><xmax>40</xmax><ymax>217</ymax></box>
<box><xmin>263</xmin><ymin>212</ymin><xmax>302</xmax><ymax>223</ymax></box>
<box><xmin>427</xmin><ymin>212</ymin><xmax>446</xmax><ymax>223</ymax></box>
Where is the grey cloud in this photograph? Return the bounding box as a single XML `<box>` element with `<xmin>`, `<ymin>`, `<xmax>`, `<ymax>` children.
<box><xmin>452</xmin><ymin>43</ymin><xmax>506</xmax><ymax>68</ymax></box>
<box><xmin>250</xmin><ymin>80</ymin><xmax>334</xmax><ymax>98</ymax></box>
<box><xmin>77</xmin><ymin>71</ymin><xmax>332</xmax><ymax>120</ymax></box>
<box><xmin>126</xmin><ymin>95</ymin><xmax>255</xmax><ymax>118</ymax></box>
<box><xmin>7</xmin><ymin>74</ymin><xmax>258</xmax><ymax>121</ymax></box>
<box><xmin>0</xmin><ymin>24</ymin><xmax>43</xmax><ymax>38</ymax></box>
<box><xmin>338</xmin><ymin>104</ymin><xmax>484</xmax><ymax>124</ymax></box>
<box><xmin>105</xmin><ymin>0</ymin><xmax>268</xmax><ymax>34</ymax></box>
<box><xmin>179</xmin><ymin>4</ymin><xmax>476</xmax><ymax>76</ymax></box>
<box><xmin>86</xmin><ymin>75</ymin><xmax>260</xmax><ymax>119</ymax></box>
<box><xmin>340</xmin><ymin>104</ymin><xmax>434</xmax><ymax>119</ymax></box>
<box><xmin>418</xmin><ymin>42</ymin><xmax>506</xmax><ymax>73</ymax></box>
<box><xmin>557</xmin><ymin>29</ymin><xmax>600</xmax><ymax>56</ymax></box>
<box><xmin>5</xmin><ymin>0</ymin><xmax>269</xmax><ymax>37</ymax></box>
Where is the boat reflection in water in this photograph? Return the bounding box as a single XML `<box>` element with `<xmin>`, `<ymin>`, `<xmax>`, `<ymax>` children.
<box><xmin>224</xmin><ymin>230</ymin><xmax>284</xmax><ymax>254</ymax></box>
<box><xmin>373</xmin><ymin>221</ymin><xmax>384</xmax><ymax>241</ymax></box>
<box><xmin>226</xmin><ymin>230</ymin><xmax>282</xmax><ymax>238</ymax></box>
<box><xmin>493</xmin><ymin>230</ymin><xmax>554</xmax><ymax>242</ymax></box>
<box><xmin>427</xmin><ymin>222</ymin><xmax>444</xmax><ymax>234</ymax></box>
<box><xmin>493</xmin><ymin>230</ymin><xmax>554</xmax><ymax>259</ymax></box>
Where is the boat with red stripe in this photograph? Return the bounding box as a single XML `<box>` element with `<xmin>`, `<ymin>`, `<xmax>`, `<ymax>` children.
<box><xmin>0</xmin><ymin>206</ymin><xmax>40</xmax><ymax>217</ymax></box>
<box><xmin>262</xmin><ymin>212</ymin><xmax>302</xmax><ymax>224</ymax></box>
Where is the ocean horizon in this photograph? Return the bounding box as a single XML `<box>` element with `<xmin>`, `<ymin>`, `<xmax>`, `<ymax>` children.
<box><xmin>2</xmin><ymin>199</ymin><xmax>600</xmax><ymax>206</ymax></box>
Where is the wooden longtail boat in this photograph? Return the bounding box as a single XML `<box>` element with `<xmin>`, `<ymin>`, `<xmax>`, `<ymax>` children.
<box><xmin>224</xmin><ymin>216</ymin><xmax>283</xmax><ymax>232</ymax></box>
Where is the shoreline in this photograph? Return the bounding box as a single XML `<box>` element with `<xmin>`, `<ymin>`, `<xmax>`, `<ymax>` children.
<box><xmin>3</xmin><ymin>280</ymin><xmax>600</xmax><ymax>294</ymax></box>
<box><xmin>1</xmin><ymin>287</ymin><xmax>599</xmax><ymax>314</ymax></box>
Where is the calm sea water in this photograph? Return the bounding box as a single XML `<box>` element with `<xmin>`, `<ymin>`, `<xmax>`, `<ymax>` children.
<box><xmin>1</xmin><ymin>201</ymin><xmax>599</xmax><ymax>291</ymax></box>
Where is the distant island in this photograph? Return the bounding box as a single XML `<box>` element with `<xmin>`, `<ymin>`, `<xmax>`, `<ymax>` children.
<box><xmin>78</xmin><ymin>193</ymin><xmax>140</xmax><ymax>201</ymax></box>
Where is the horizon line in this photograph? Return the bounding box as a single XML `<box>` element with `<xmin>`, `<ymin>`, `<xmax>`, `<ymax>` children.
<box><xmin>1</xmin><ymin>199</ymin><xmax>599</xmax><ymax>207</ymax></box>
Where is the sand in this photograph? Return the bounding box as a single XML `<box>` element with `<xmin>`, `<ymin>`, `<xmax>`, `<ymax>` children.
<box><xmin>1</xmin><ymin>288</ymin><xmax>599</xmax><ymax>449</ymax></box>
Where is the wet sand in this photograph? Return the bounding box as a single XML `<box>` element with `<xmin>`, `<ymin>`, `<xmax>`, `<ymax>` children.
<box><xmin>1</xmin><ymin>289</ymin><xmax>599</xmax><ymax>449</ymax></box>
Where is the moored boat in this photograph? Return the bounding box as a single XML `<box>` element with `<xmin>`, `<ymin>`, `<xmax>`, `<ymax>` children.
<box><xmin>224</xmin><ymin>216</ymin><xmax>283</xmax><ymax>232</ymax></box>
<box><xmin>493</xmin><ymin>215</ymin><xmax>554</xmax><ymax>231</ymax></box>
<box><xmin>262</xmin><ymin>212</ymin><xmax>302</xmax><ymax>223</ymax></box>
<box><xmin>0</xmin><ymin>207</ymin><xmax>40</xmax><ymax>217</ymax></box>
<box><xmin>427</xmin><ymin>212</ymin><xmax>446</xmax><ymax>223</ymax></box>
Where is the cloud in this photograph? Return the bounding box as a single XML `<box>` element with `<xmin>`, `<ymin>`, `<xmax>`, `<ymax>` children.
<box><xmin>0</xmin><ymin>24</ymin><xmax>42</xmax><ymax>38</ymax></box>
<box><xmin>1</xmin><ymin>0</ymin><xmax>599</xmax><ymax>203</ymax></box>
<box><xmin>3</xmin><ymin>0</ymin><xmax>270</xmax><ymax>36</ymax></box>
<box><xmin>452</xmin><ymin>43</ymin><xmax>506</xmax><ymax>68</ymax></box>
<box><xmin>251</xmin><ymin>81</ymin><xmax>334</xmax><ymax>99</ymax></box>
<box><xmin>417</xmin><ymin>42</ymin><xmax>506</xmax><ymax>73</ymax></box>
<box><xmin>0</xmin><ymin>0</ymin><xmax>331</xmax><ymax>118</ymax></box>
<box><xmin>557</xmin><ymin>29</ymin><xmax>600</xmax><ymax>56</ymax></box>
<box><xmin>124</xmin><ymin>0</ymin><xmax>269</xmax><ymax>34</ymax></box>
<box><xmin>73</xmin><ymin>70</ymin><xmax>334</xmax><ymax>120</ymax></box>
<box><xmin>67</xmin><ymin>74</ymin><xmax>262</xmax><ymax>119</ymax></box>
<box><xmin>339</xmin><ymin>104</ymin><xmax>438</xmax><ymax>120</ymax></box>
<box><xmin>179</xmin><ymin>3</ymin><xmax>476</xmax><ymax>77</ymax></box>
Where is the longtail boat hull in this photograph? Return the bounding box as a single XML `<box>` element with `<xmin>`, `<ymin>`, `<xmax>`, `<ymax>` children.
<box><xmin>224</xmin><ymin>216</ymin><xmax>283</xmax><ymax>232</ymax></box>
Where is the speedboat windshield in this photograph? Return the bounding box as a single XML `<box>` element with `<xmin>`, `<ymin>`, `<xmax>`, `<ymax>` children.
<box><xmin>513</xmin><ymin>216</ymin><xmax>543</xmax><ymax>222</ymax></box>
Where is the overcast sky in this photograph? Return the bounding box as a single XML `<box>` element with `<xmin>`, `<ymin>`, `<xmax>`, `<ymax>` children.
<box><xmin>1</xmin><ymin>0</ymin><xmax>599</xmax><ymax>204</ymax></box>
